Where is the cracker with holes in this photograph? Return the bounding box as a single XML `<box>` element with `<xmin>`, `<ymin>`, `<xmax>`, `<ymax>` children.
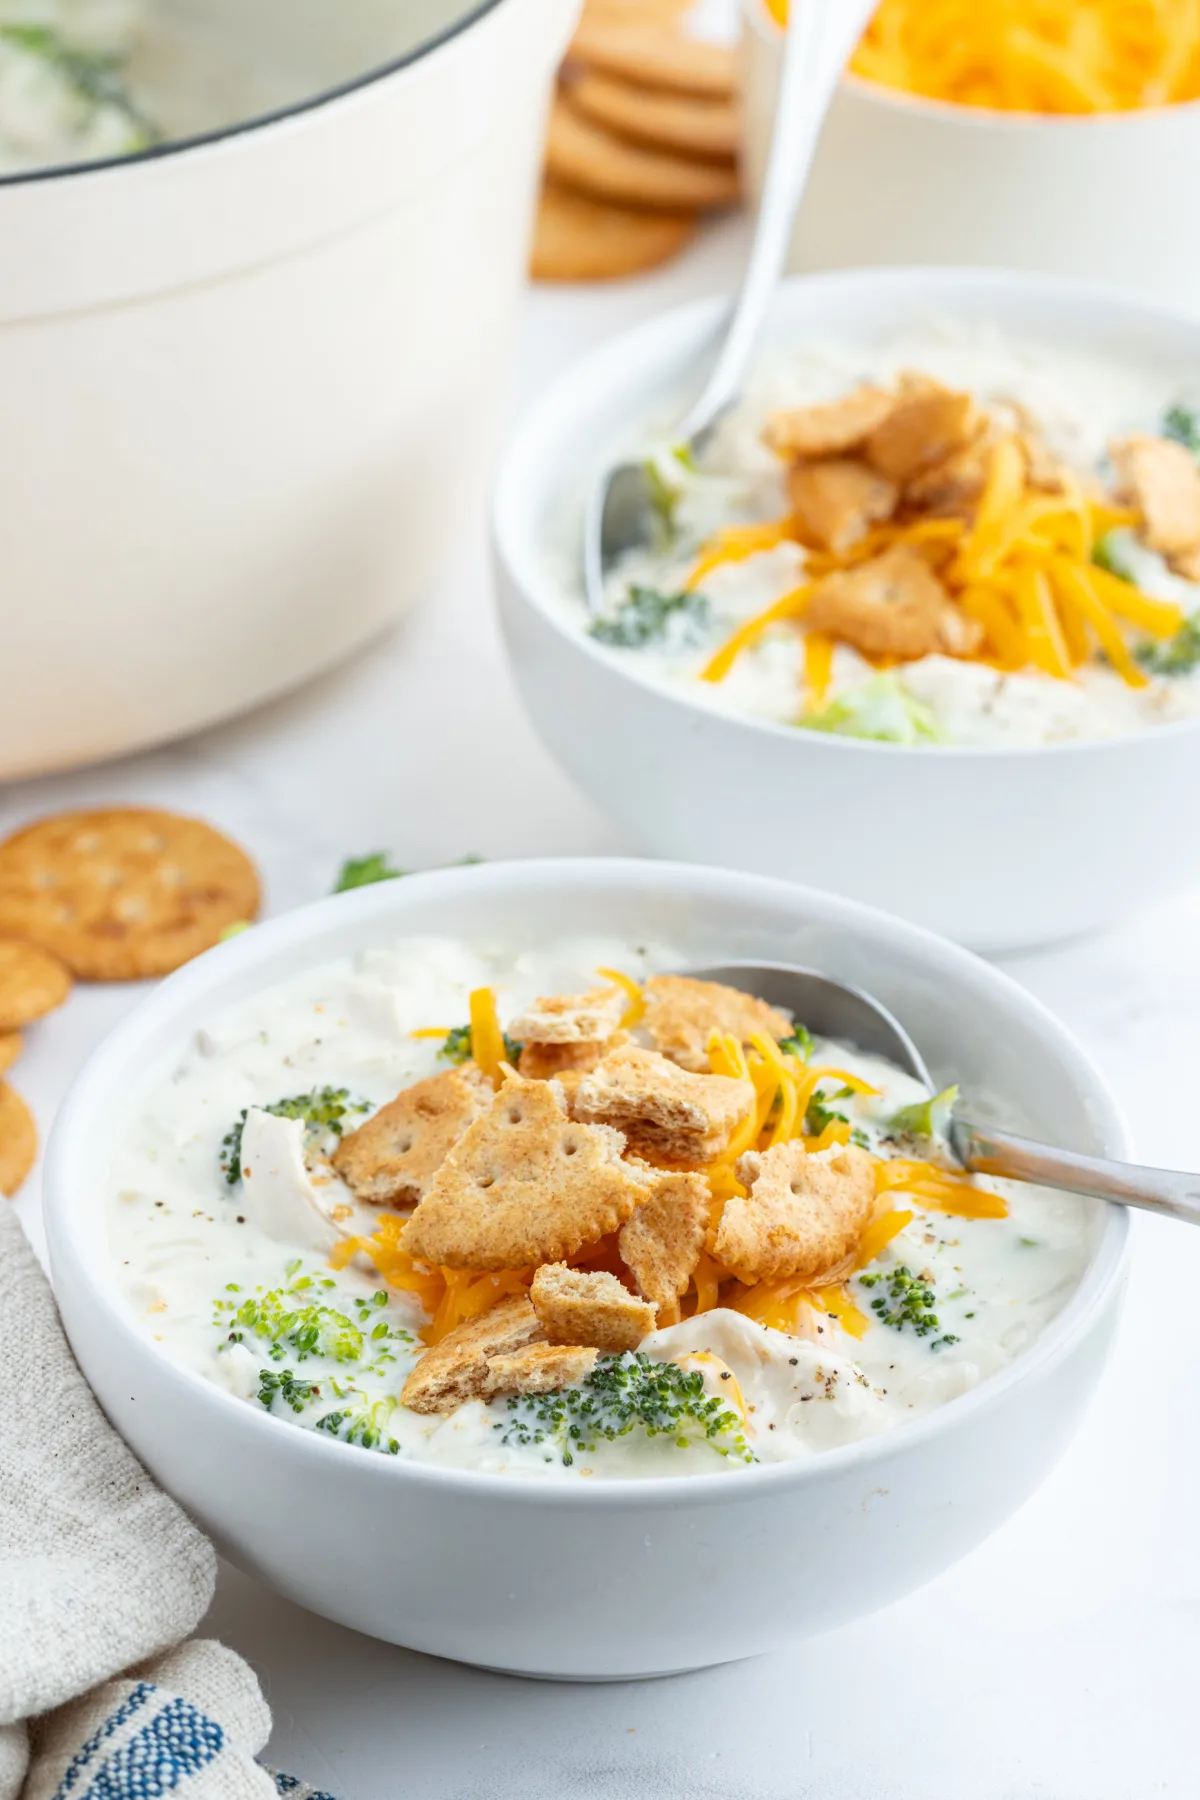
<box><xmin>0</xmin><ymin>938</ymin><xmax>72</xmax><ymax>1032</ymax></box>
<box><xmin>0</xmin><ymin>1081</ymin><xmax>36</xmax><ymax>1197</ymax></box>
<box><xmin>509</xmin><ymin>986</ymin><xmax>625</xmax><ymax>1046</ymax></box>
<box><xmin>714</xmin><ymin>1140</ymin><xmax>876</xmax><ymax>1285</ymax></box>
<box><xmin>1112</xmin><ymin>434</ymin><xmax>1200</xmax><ymax>558</ymax></box>
<box><xmin>806</xmin><ymin>545</ymin><xmax>983</xmax><ymax>662</ymax></box>
<box><xmin>642</xmin><ymin>974</ymin><xmax>790</xmax><ymax>1074</ymax></box>
<box><xmin>572</xmin><ymin>1044</ymin><xmax>752</xmax><ymax>1163</ymax></box>
<box><xmin>518</xmin><ymin>1034</ymin><xmax>625</xmax><ymax>1082</ymax></box>
<box><xmin>531</xmin><ymin>1263</ymin><xmax>656</xmax><ymax>1352</ymax></box>
<box><xmin>400</xmin><ymin>1294</ymin><xmax>545</xmax><ymax>1414</ymax></box>
<box><xmin>763</xmin><ymin>384</ymin><xmax>896</xmax><ymax>462</ymax></box>
<box><xmin>619</xmin><ymin>1171</ymin><xmax>709</xmax><ymax>1305</ymax></box>
<box><xmin>0</xmin><ymin>808</ymin><xmax>260</xmax><ymax>981</ymax></box>
<box><xmin>333</xmin><ymin>1063</ymin><xmax>491</xmax><ymax>1207</ymax></box>
<box><xmin>486</xmin><ymin>1343</ymin><xmax>598</xmax><ymax>1398</ymax></box>
<box><xmin>864</xmin><ymin>384</ymin><xmax>979</xmax><ymax>483</ymax></box>
<box><xmin>787</xmin><ymin>458</ymin><xmax>899</xmax><ymax>556</ymax></box>
<box><xmin>401</xmin><ymin>1074</ymin><xmax>658</xmax><ymax>1270</ymax></box>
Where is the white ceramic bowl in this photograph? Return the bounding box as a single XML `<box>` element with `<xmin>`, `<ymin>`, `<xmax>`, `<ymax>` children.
<box><xmin>493</xmin><ymin>266</ymin><xmax>1200</xmax><ymax>953</ymax></box>
<box><xmin>0</xmin><ymin>0</ymin><xmax>576</xmax><ymax>781</ymax></box>
<box><xmin>45</xmin><ymin>858</ymin><xmax>1128</xmax><ymax>1679</ymax></box>
<box><xmin>742</xmin><ymin>0</ymin><xmax>1200</xmax><ymax>313</ymax></box>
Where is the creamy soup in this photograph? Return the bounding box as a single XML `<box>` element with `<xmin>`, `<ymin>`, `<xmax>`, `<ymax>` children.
<box><xmin>107</xmin><ymin>935</ymin><xmax>1095</xmax><ymax>1479</ymax></box>
<box><xmin>0</xmin><ymin>0</ymin><xmax>476</xmax><ymax>174</ymax></box>
<box><xmin>558</xmin><ymin>327</ymin><xmax>1200</xmax><ymax>749</ymax></box>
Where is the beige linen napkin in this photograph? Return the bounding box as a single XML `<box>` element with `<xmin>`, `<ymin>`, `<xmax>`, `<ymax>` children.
<box><xmin>0</xmin><ymin>1210</ymin><xmax>333</xmax><ymax>1800</ymax></box>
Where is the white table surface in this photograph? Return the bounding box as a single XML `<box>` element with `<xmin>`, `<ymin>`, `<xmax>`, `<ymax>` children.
<box><xmin>8</xmin><ymin>218</ymin><xmax>1198</xmax><ymax>1799</ymax></box>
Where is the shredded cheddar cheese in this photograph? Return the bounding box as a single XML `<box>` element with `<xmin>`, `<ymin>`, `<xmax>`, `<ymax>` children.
<box><xmin>468</xmin><ymin>986</ymin><xmax>508</xmax><ymax>1087</ymax></box>
<box><xmin>766</xmin><ymin>0</ymin><xmax>1200</xmax><ymax>115</ymax></box>
<box><xmin>695</xmin><ymin>425</ymin><xmax>1185</xmax><ymax>691</ymax></box>
<box><xmin>596</xmin><ymin>966</ymin><xmax>646</xmax><ymax>1027</ymax></box>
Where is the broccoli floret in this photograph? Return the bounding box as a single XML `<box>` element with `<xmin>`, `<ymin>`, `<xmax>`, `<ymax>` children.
<box><xmin>1137</xmin><ymin>614</ymin><xmax>1200</xmax><ymax>676</ymax></box>
<box><xmin>256</xmin><ymin>1367</ymin><xmax>322</xmax><ymax>1414</ymax></box>
<box><xmin>1164</xmin><ymin>404</ymin><xmax>1200</xmax><ymax>459</ymax></box>
<box><xmin>590</xmin><ymin>585</ymin><xmax>710</xmax><ymax>651</ymax></box>
<box><xmin>800</xmin><ymin>674</ymin><xmax>942</xmax><ymax>745</ymax></box>
<box><xmin>889</xmin><ymin>1086</ymin><xmax>959</xmax><ymax>1143</ymax></box>
<box><xmin>778</xmin><ymin>1023</ymin><xmax>814</xmax><ymax>1061</ymax></box>
<box><xmin>220</xmin><ymin>1086</ymin><xmax>369</xmax><ymax>1185</ymax></box>
<box><xmin>315</xmin><ymin>1396</ymin><xmax>400</xmax><ymax>1455</ymax></box>
<box><xmin>499</xmin><ymin>1351</ymin><xmax>755</xmax><ymax>1467</ymax></box>
<box><xmin>230</xmin><ymin>1292</ymin><xmax>365</xmax><ymax>1364</ymax></box>
<box><xmin>805</xmin><ymin>1092</ymin><xmax>869</xmax><ymax>1148</ymax></box>
<box><xmin>438</xmin><ymin>1024</ymin><xmax>522</xmax><ymax>1066</ymax></box>
<box><xmin>0</xmin><ymin>24</ymin><xmax>157</xmax><ymax>156</ymax></box>
<box><xmin>857</xmin><ymin>1266</ymin><xmax>958</xmax><ymax>1350</ymax></box>
<box><xmin>333</xmin><ymin>852</ymin><xmax>406</xmax><ymax>892</ymax></box>
<box><xmin>1092</xmin><ymin>530</ymin><xmax>1135</xmax><ymax>584</ymax></box>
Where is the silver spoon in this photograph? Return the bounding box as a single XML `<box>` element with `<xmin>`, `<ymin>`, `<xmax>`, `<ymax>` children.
<box><xmin>583</xmin><ymin>0</ymin><xmax>877</xmax><ymax>615</ymax></box>
<box><xmin>687</xmin><ymin>960</ymin><xmax>1200</xmax><ymax>1226</ymax></box>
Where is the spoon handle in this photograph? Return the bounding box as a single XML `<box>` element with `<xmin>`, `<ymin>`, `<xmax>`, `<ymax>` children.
<box><xmin>953</xmin><ymin>1118</ymin><xmax>1200</xmax><ymax>1226</ymax></box>
<box><xmin>676</xmin><ymin>0</ymin><xmax>874</xmax><ymax>445</ymax></box>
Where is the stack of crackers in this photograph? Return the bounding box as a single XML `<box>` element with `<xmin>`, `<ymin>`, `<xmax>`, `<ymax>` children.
<box><xmin>0</xmin><ymin>808</ymin><xmax>261</xmax><ymax>1199</ymax></box>
<box><xmin>533</xmin><ymin>0</ymin><xmax>741</xmax><ymax>282</ymax></box>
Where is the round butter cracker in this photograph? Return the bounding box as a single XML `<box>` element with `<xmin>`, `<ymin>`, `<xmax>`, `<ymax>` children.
<box><xmin>532</xmin><ymin>182</ymin><xmax>696</xmax><ymax>282</ymax></box>
<box><xmin>0</xmin><ymin>1082</ymin><xmax>36</xmax><ymax>1197</ymax></box>
<box><xmin>566</xmin><ymin>20</ymin><xmax>737</xmax><ymax>99</ymax></box>
<box><xmin>0</xmin><ymin>937</ymin><xmax>72</xmax><ymax>1031</ymax></box>
<box><xmin>0</xmin><ymin>1032</ymin><xmax>20</xmax><ymax>1078</ymax></box>
<box><xmin>0</xmin><ymin>808</ymin><xmax>261</xmax><ymax>981</ymax></box>
<box><xmin>569</xmin><ymin>71</ymin><xmax>740</xmax><ymax>161</ymax></box>
<box><xmin>546</xmin><ymin>97</ymin><xmax>740</xmax><ymax>212</ymax></box>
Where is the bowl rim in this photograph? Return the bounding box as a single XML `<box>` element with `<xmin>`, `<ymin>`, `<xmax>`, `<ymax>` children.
<box><xmin>493</xmin><ymin>262</ymin><xmax>1200</xmax><ymax>764</ymax></box>
<box><xmin>44</xmin><ymin>855</ymin><xmax>1130</xmax><ymax>1509</ymax></box>
<box><xmin>0</xmin><ymin>0</ymin><xmax>506</xmax><ymax>191</ymax></box>
<box><xmin>744</xmin><ymin>0</ymin><xmax>1200</xmax><ymax>133</ymax></box>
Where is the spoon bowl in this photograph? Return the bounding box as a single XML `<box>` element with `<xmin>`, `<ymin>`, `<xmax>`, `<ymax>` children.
<box><xmin>690</xmin><ymin>960</ymin><xmax>1200</xmax><ymax>1227</ymax></box>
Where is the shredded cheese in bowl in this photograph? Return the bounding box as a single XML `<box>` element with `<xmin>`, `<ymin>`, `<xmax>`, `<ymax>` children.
<box><xmin>573</xmin><ymin>332</ymin><xmax>1200</xmax><ymax>750</ymax></box>
<box><xmin>766</xmin><ymin>0</ymin><xmax>1200</xmax><ymax>115</ymax></box>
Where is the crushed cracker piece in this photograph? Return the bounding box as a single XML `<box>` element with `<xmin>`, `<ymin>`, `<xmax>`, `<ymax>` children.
<box><xmin>531</xmin><ymin>1263</ymin><xmax>657</xmax><ymax>1352</ymax></box>
<box><xmin>508</xmin><ymin>986</ymin><xmax>624</xmax><ymax>1045</ymax></box>
<box><xmin>864</xmin><ymin>385</ymin><xmax>979</xmax><ymax>483</ymax></box>
<box><xmin>642</xmin><ymin>974</ymin><xmax>789</xmax><ymax>1073</ymax></box>
<box><xmin>572</xmin><ymin>1043</ymin><xmax>752</xmax><ymax>1164</ymax></box>
<box><xmin>401</xmin><ymin>1074</ymin><xmax>658</xmax><ymax>1270</ymax></box>
<box><xmin>400</xmin><ymin>1295</ymin><xmax>544</xmax><ymax>1414</ymax></box>
<box><xmin>518</xmin><ymin>1031</ymin><xmax>626</xmax><ymax>1082</ymax></box>
<box><xmin>485</xmin><ymin>1342</ymin><xmax>598</xmax><ymax>1398</ymax></box>
<box><xmin>1112</xmin><ymin>434</ymin><xmax>1200</xmax><ymax>557</ymax></box>
<box><xmin>806</xmin><ymin>544</ymin><xmax>984</xmax><ymax>661</ymax></box>
<box><xmin>618</xmin><ymin>1171</ymin><xmax>709</xmax><ymax>1305</ymax></box>
<box><xmin>715</xmin><ymin>1140</ymin><xmax>876</xmax><ymax>1284</ymax></box>
<box><xmin>762</xmin><ymin>384</ymin><xmax>896</xmax><ymax>461</ymax></box>
<box><xmin>332</xmin><ymin>1063</ymin><xmax>490</xmax><ymax>1207</ymax></box>
<box><xmin>787</xmin><ymin>458</ymin><xmax>898</xmax><ymax>556</ymax></box>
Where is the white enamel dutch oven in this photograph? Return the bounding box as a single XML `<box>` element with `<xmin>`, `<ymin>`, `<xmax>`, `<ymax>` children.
<box><xmin>493</xmin><ymin>266</ymin><xmax>1200</xmax><ymax>953</ymax></box>
<box><xmin>0</xmin><ymin>0</ymin><xmax>576</xmax><ymax>781</ymax></box>
<box><xmin>742</xmin><ymin>0</ymin><xmax>1200</xmax><ymax>314</ymax></box>
<box><xmin>44</xmin><ymin>859</ymin><xmax>1128</xmax><ymax>1679</ymax></box>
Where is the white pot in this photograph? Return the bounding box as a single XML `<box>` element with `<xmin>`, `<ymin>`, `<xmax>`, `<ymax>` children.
<box><xmin>742</xmin><ymin>0</ymin><xmax>1200</xmax><ymax>315</ymax></box>
<box><xmin>0</xmin><ymin>0</ymin><xmax>576</xmax><ymax>781</ymax></box>
<box><xmin>44</xmin><ymin>859</ymin><xmax>1128</xmax><ymax>1678</ymax></box>
<box><xmin>493</xmin><ymin>266</ymin><xmax>1200</xmax><ymax>953</ymax></box>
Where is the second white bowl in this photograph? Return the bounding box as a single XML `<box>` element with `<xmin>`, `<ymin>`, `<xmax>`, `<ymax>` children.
<box><xmin>494</xmin><ymin>266</ymin><xmax>1200</xmax><ymax>953</ymax></box>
